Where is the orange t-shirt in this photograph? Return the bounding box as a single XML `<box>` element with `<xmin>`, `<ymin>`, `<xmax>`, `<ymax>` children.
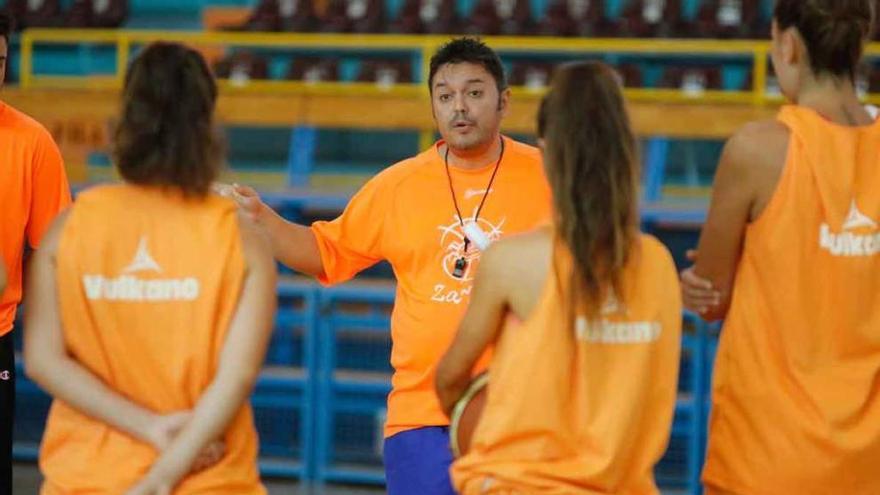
<box><xmin>451</xmin><ymin>235</ymin><xmax>682</xmax><ymax>494</ymax></box>
<box><xmin>703</xmin><ymin>106</ymin><xmax>880</xmax><ymax>494</ymax></box>
<box><xmin>42</xmin><ymin>185</ymin><xmax>265</xmax><ymax>495</ymax></box>
<box><xmin>311</xmin><ymin>136</ymin><xmax>552</xmax><ymax>437</ymax></box>
<box><xmin>0</xmin><ymin>101</ymin><xmax>71</xmax><ymax>336</ymax></box>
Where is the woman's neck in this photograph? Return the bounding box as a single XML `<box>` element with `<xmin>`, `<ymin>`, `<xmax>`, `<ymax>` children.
<box><xmin>796</xmin><ymin>76</ymin><xmax>873</xmax><ymax>126</ymax></box>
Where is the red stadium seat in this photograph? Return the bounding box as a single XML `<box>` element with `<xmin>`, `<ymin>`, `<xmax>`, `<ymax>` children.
<box><xmin>660</xmin><ymin>66</ymin><xmax>723</xmax><ymax>94</ymax></box>
<box><xmin>606</xmin><ymin>0</ymin><xmax>686</xmax><ymax>38</ymax></box>
<box><xmin>356</xmin><ymin>59</ymin><xmax>413</xmax><ymax>87</ymax></box>
<box><xmin>278</xmin><ymin>0</ymin><xmax>320</xmax><ymax>31</ymax></box>
<box><xmin>322</xmin><ymin>0</ymin><xmax>386</xmax><ymax>33</ymax></box>
<box><xmin>464</xmin><ymin>0</ymin><xmax>533</xmax><ymax>35</ymax></box>
<box><xmin>509</xmin><ymin>61</ymin><xmax>553</xmax><ymax>89</ymax></box>
<box><xmin>689</xmin><ymin>0</ymin><xmax>760</xmax><ymax>39</ymax></box>
<box><xmin>287</xmin><ymin>57</ymin><xmax>341</xmax><ymax>82</ymax></box>
<box><xmin>65</xmin><ymin>0</ymin><xmax>127</xmax><ymax>28</ymax></box>
<box><xmin>223</xmin><ymin>0</ymin><xmax>279</xmax><ymax>31</ymax></box>
<box><xmin>7</xmin><ymin>0</ymin><xmax>62</xmax><ymax>28</ymax></box>
<box><xmin>389</xmin><ymin>0</ymin><xmax>459</xmax><ymax>34</ymax></box>
<box><xmin>228</xmin><ymin>0</ymin><xmax>319</xmax><ymax>32</ymax></box>
<box><xmin>535</xmin><ymin>0</ymin><xmax>607</xmax><ymax>37</ymax></box>
<box><xmin>213</xmin><ymin>52</ymin><xmax>270</xmax><ymax>83</ymax></box>
<box><xmin>497</xmin><ymin>0</ymin><xmax>535</xmax><ymax>35</ymax></box>
<box><xmin>463</xmin><ymin>0</ymin><xmax>501</xmax><ymax>35</ymax></box>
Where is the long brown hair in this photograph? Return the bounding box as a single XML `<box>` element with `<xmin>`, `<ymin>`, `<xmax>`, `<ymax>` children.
<box><xmin>540</xmin><ymin>61</ymin><xmax>639</xmax><ymax>315</ymax></box>
<box><xmin>114</xmin><ymin>42</ymin><xmax>222</xmax><ymax>197</ymax></box>
<box><xmin>774</xmin><ymin>0</ymin><xmax>874</xmax><ymax>81</ymax></box>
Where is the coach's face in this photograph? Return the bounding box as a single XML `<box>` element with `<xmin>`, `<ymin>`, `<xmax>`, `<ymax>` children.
<box><xmin>0</xmin><ymin>37</ymin><xmax>6</xmax><ymax>87</ymax></box>
<box><xmin>431</xmin><ymin>62</ymin><xmax>509</xmax><ymax>153</ymax></box>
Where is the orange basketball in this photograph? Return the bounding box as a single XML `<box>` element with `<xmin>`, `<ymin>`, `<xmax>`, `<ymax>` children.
<box><xmin>449</xmin><ymin>372</ymin><xmax>489</xmax><ymax>458</ymax></box>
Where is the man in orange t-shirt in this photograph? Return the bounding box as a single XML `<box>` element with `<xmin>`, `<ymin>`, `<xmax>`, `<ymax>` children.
<box><xmin>230</xmin><ymin>38</ymin><xmax>551</xmax><ymax>494</ymax></box>
<box><xmin>0</xmin><ymin>12</ymin><xmax>72</xmax><ymax>493</ymax></box>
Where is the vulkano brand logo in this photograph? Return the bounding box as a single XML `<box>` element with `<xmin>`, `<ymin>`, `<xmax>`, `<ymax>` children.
<box><xmin>83</xmin><ymin>237</ymin><xmax>201</xmax><ymax>302</ymax></box>
<box><xmin>819</xmin><ymin>200</ymin><xmax>880</xmax><ymax>257</ymax></box>
<box><xmin>575</xmin><ymin>293</ymin><xmax>661</xmax><ymax>344</ymax></box>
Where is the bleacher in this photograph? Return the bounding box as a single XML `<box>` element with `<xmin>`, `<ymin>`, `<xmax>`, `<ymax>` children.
<box><xmin>4</xmin><ymin>1</ymin><xmax>880</xmax><ymax>493</ymax></box>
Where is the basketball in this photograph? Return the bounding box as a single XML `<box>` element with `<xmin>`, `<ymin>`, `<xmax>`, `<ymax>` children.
<box><xmin>449</xmin><ymin>372</ymin><xmax>489</xmax><ymax>458</ymax></box>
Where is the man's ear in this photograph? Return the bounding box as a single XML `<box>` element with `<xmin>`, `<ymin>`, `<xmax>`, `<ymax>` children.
<box><xmin>498</xmin><ymin>88</ymin><xmax>511</xmax><ymax>115</ymax></box>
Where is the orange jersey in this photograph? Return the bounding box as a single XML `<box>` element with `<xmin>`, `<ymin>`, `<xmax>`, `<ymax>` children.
<box><xmin>703</xmin><ymin>106</ymin><xmax>880</xmax><ymax>494</ymax></box>
<box><xmin>41</xmin><ymin>185</ymin><xmax>265</xmax><ymax>495</ymax></box>
<box><xmin>0</xmin><ymin>101</ymin><xmax>71</xmax><ymax>335</ymax></box>
<box><xmin>451</xmin><ymin>235</ymin><xmax>682</xmax><ymax>494</ymax></box>
<box><xmin>311</xmin><ymin>137</ymin><xmax>552</xmax><ymax>437</ymax></box>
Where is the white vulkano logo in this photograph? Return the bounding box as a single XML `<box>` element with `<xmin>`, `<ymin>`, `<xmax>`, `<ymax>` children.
<box><xmin>83</xmin><ymin>237</ymin><xmax>200</xmax><ymax>302</ymax></box>
<box><xmin>575</xmin><ymin>293</ymin><xmax>661</xmax><ymax>344</ymax></box>
<box><xmin>819</xmin><ymin>200</ymin><xmax>879</xmax><ymax>257</ymax></box>
<box><xmin>122</xmin><ymin>237</ymin><xmax>162</xmax><ymax>274</ymax></box>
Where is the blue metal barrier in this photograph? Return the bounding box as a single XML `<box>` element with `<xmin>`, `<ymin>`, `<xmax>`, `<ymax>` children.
<box><xmin>11</xmin><ymin>276</ymin><xmax>718</xmax><ymax>494</ymax></box>
<box><xmin>313</xmin><ymin>282</ymin><xmax>396</xmax><ymax>486</ymax></box>
<box><xmin>253</xmin><ymin>278</ymin><xmax>320</xmax><ymax>479</ymax></box>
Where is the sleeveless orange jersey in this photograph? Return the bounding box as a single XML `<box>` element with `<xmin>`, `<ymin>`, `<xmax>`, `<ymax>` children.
<box><xmin>703</xmin><ymin>106</ymin><xmax>880</xmax><ymax>494</ymax></box>
<box><xmin>41</xmin><ymin>184</ymin><xmax>265</xmax><ymax>495</ymax></box>
<box><xmin>451</xmin><ymin>235</ymin><xmax>682</xmax><ymax>494</ymax></box>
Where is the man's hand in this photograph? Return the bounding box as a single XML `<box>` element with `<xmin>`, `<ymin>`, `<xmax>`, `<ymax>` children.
<box><xmin>214</xmin><ymin>183</ymin><xmax>267</xmax><ymax>224</ymax></box>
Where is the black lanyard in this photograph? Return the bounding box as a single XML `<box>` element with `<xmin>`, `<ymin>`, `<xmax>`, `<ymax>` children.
<box><xmin>443</xmin><ymin>136</ymin><xmax>505</xmax><ymax>278</ymax></box>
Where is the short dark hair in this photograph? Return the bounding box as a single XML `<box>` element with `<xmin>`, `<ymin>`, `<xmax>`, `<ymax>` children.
<box><xmin>0</xmin><ymin>12</ymin><xmax>14</xmax><ymax>44</ymax></box>
<box><xmin>428</xmin><ymin>37</ymin><xmax>507</xmax><ymax>94</ymax></box>
<box><xmin>114</xmin><ymin>42</ymin><xmax>222</xmax><ymax>197</ymax></box>
<box><xmin>774</xmin><ymin>0</ymin><xmax>874</xmax><ymax>80</ymax></box>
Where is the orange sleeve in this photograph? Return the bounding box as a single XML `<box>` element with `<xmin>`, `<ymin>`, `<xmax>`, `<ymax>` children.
<box><xmin>27</xmin><ymin>129</ymin><xmax>71</xmax><ymax>248</ymax></box>
<box><xmin>310</xmin><ymin>173</ymin><xmax>392</xmax><ymax>285</ymax></box>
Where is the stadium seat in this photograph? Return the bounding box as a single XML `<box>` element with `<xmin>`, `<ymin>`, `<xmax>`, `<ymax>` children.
<box><xmin>214</xmin><ymin>52</ymin><xmax>271</xmax><ymax>83</ymax></box>
<box><xmin>321</xmin><ymin>0</ymin><xmax>386</xmax><ymax>33</ymax></box>
<box><xmin>226</xmin><ymin>0</ymin><xmax>320</xmax><ymax>33</ymax></box>
<box><xmin>224</xmin><ymin>0</ymin><xmax>280</xmax><ymax>31</ymax></box>
<box><xmin>497</xmin><ymin>0</ymin><xmax>535</xmax><ymax>36</ymax></box>
<box><xmin>287</xmin><ymin>57</ymin><xmax>341</xmax><ymax>82</ymax></box>
<box><xmin>463</xmin><ymin>0</ymin><xmax>501</xmax><ymax>35</ymax></box>
<box><xmin>463</xmin><ymin>0</ymin><xmax>533</xmax><ymax>35</ymax></box>
<box><xmin>356</xmin><ymin>59</ymin><xmax>413</xmax><ymax>87</ymax></box>
<box><xmin>660</xmin><ymin>66</ymin><xmax>723</xmax><ymax>95</ymax></box>
<box><xmin>65</xmin><ymin>0</ymin><xmax>128</xmax><ymax>28</ymax></box>
<box><xmin>389</xmin><ymin>0</ymin><xmax>459</xmax><ymax>34</ymax></box>
<box><xmin>509</xmin><ymin>61</ymin><xmax>553</xmax><ymax>89</ymax></box>
<box><xmin>7</xmin><ymin>0</ymin><xmax>62</xmax><ymax>28</ymax></box>
<box><xmin>388</xmin><ymin>0</ymin><xmax>422</xmax><ymax>33</ymax></box>
<box><xmin>535</xmin><ymin>0</ymin><xmax>607</xmax><ymax>37</ymax></box>
<box><xmin>606</xmin><ymin>0</ymin><xmax>686</xmax><ymax>38</ymax></box>
<box><xmin>688</xmin><ymin>0</ymin><xmax>760</xmax><ymax>39</ymax></box>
